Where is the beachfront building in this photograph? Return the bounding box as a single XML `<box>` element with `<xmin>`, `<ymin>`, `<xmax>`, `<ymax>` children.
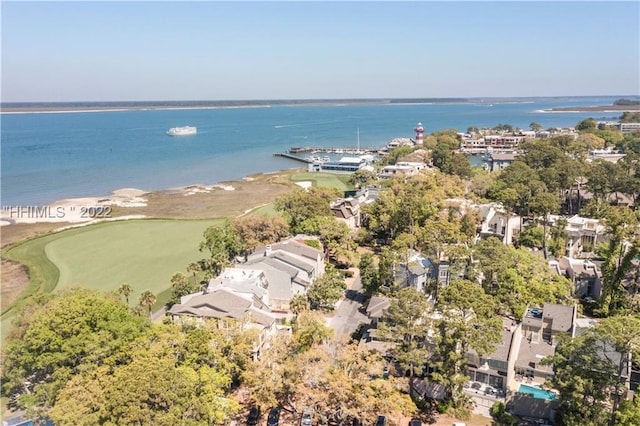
<box><xmin>311</xmin><ymin>155</ymin><xmax>373</xmax><ymax>173</ymax></box>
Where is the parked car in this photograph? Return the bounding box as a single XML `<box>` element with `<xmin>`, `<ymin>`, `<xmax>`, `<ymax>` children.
<box><xmin>375</xmin><ymin>415</ymin><xmax>387</xmax><ymax>426</ymax></box>
<box><xmin>267</xmin><ymin>407</ymin><xmax>280</xmax><ymax>426</ymax></box>
<box><xmin>300</xmin><ymin>408</ymin><xmax>313</xmax><ymax>426</ymax></box>
<box><xmin>247</xmin><ymin>405</ymin><xmax>260</xmax><ymax>425</ymax></box>
<box><xmin>409</xmin><ymin>418</ymin><xmax>423</xmax><ymax>426</ymax></box>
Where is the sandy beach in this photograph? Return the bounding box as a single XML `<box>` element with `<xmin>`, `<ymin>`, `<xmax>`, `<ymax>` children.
<box><xmin>0</xmin><ymin>188</ymin><xmax>150</xmax><ymax>225</ymax></box>
<box><xmin>0</xmin><ymin>169</ymin><xmax>301</xmax><ymax>249</ymax></box>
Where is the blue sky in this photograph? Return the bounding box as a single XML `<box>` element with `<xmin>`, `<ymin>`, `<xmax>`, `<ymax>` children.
<box><xmin>2</xmin><ymin>1</ymin><xmax>639</xmax><ymax>101</ymax></box>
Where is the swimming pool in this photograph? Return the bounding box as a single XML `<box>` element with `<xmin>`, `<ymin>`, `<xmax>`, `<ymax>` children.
<box><xmin>518</xmin><ymin>384</ymin><xmax>557</xmax><ymax>400</ymax></box>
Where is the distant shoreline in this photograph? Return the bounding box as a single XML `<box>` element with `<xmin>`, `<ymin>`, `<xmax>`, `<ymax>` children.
<box><xmin>3</xmin><ymin>97</ymin><xmax>639</xmax><ymax>114</ymax></box>
<box><xmin>544</xmin><ymin>105</ymin><xmax>640</xmax><ymax>113</ymax></box>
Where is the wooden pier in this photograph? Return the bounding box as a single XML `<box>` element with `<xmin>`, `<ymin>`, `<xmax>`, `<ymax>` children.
<box><xmin>273</xmin><ymin>152</ymin><xmax>312</xmax><ymax>163</ymax></box>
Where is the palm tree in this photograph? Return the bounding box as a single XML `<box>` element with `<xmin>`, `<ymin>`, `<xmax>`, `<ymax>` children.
<box><xmin>118</xmin><ymin>283</ymin><xmax>133</xmax><ymax>305</ymax></box>
<box><xmin>139</xmin><ymin>290</ymin><xmax>156</xmax><ymax>317</ymax></box>
<box><xmin>187</xmin><ymin>262</ymin><xmax>201</xmax><ymax>286</ymax></box>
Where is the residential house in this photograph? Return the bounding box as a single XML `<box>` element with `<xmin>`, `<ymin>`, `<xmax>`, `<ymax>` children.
<box><xmin>378</xmin><ymin>162</ymin><xmax>429</xmax><ymax>179</ymax></box>
<box><xmin>395</xmin><ymin>251</ymin><xmax>453</xmax><ymax>294</ymax></box>
<box><xmin>507</xmin><ymin>394</ymin><xmax>559</xmax><ymax>426</ymax></box>
<box><xmin>240</xmin><ymin>237</ymin><xmax>326</xmax><ymax>312</ymax></box>
<box><xmin>486</xmin><ymin>152</ymin><xmax>518</xmax><ymax>172</ymax></box>
<box><xmin>473</xmin><ymin>202</ymin><xmax>521</xmax><ymax>245</ymax></box>
<box><xmin>311</xmin><ymin>156</ymin><xmax>373</xmax><ymax>173</ymax></box>
<box><xmin>547</xmin><ymin>214</ymin><xmax>605</xmax><ymax>258</ymax></box>
<box><xmin>557</xmin><ymin>257</ymin><xmax>602</xmax><ymax>299</ymax></box>
<box><xmin>207</xmin><ymin>268</ymin><xmax>270</xmax><ymax>306</ymax></box>
<box><xmin>361</xmin><ymin>296</ymin><xmax>394</xmax><ymax>355</ymax></box>
<box><xmin>331</xmin><ymin>197</ymin><xmax>362</xmax><ymax>229</ymax></box>
<box><xmin>513</xmin><ymin>304</ymin><xmax>577</xmax><ymax>388</ymax></box>
<box><xmin>167</xmin><ymin>287</ymin><xmax>277</xmax><ymax>359</ymax></box>
<box><xmin>466</xmin><ymin>318</ymin><xmax>518</xmax><ymax>392</ymax></box>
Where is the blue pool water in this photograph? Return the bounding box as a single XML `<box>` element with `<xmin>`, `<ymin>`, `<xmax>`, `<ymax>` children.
<box><xmin>518</xmin><ymin>384</ymin><xmax>556</xmax><ymax>400</ymax></box>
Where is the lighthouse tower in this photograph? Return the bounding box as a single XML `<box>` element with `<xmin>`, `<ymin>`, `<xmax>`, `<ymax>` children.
<box><xmin>414</xmin><ymin>122</ymin><xmax>424</xmax><ymax>145</ymax></box>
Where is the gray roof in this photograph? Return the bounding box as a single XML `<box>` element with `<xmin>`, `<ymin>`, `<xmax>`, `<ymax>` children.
<box><xmin>510</xmin><ymin>394</ymin><xmax>559</xmax><ymax>420</ymax></box>
<box><xmin>523</xmin><ymin>303</ymin><xmax>575</xmax><ymax>333</ymax></box>
<box><xmin>469</xmin><ymin>318</ymin><xmax>515</xmax><ymax>362</ymax></box>
<box><xmin>236</xmin><ymin>262</ymin><xmax>292</xmax><ymax>302</ymax></box>
<box><xmin>408</xmin><ymin>261</ymin><xmax>429</xmax><ymax>276</ymax></box>
<box><xmin>366</xmin><ymin>296</ymin><xmax>391</xmax><ymax>319</ymax></box>
<box><xmin>271</xmin><ymin>251</ymin><xmax>315</xmax><ymax>274</ymax></box>
<box><xmin>168</xmin><ymin>288</ymin><xmax>275</xmax><ymax>327</ymax></box>
<box><xmin>515</xmin><ymin>339</ymin><xmax>556</xmax><ymax>372</ymax></box>
<box><xmin>542</xmin><ymin>303</ymin><xmax>575</xmax><ymax>333</ymax></box>
<box><xmin>271</xmin><ymin>239</ymin><xmax>323</xmax><ymax>261</ymax></box>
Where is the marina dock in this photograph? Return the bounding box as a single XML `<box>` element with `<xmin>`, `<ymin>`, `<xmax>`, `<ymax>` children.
<box><xmin>288</xmin><ymin>146</ymin><xmax>380</xmax><ymax>155</ymax></box>
<box><xmin>273</xmin><ymin>152</ymin><xmax>312</xmax><ymax>163</ymax></box>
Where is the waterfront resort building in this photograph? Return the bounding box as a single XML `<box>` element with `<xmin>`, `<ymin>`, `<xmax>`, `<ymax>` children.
<box><xmin>310</xmin><ymin>155</ymin><xmax>373</xmax><ymax>173</ymax></box>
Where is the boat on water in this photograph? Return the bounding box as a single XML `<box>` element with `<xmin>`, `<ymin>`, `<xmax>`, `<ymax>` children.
<box><xmin>167</xmin><ymin>126</ymin><xmax>197</xmax><ymax>136</ymax></box>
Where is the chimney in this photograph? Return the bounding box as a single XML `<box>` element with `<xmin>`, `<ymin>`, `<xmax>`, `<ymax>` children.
<box><xmin>265</xmin><ymin>245</ymin><xmax>272</xmax><ymax>257</ymax></box>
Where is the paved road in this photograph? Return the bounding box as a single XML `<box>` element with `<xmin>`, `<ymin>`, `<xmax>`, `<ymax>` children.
<box><xmin>328</xmin><ymin>270</ymin><xmax>370</xmax><ymax>337</ymax></box>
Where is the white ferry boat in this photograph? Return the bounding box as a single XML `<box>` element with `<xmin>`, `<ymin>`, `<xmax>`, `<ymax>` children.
<box><xmin>167</xmin><ymin>126</ymin><xmax>197</xmax><ymax>136</ymax></box>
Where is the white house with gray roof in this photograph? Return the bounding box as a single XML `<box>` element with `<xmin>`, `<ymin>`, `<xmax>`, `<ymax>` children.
<box><xmin>167</xmin><ymin>286</ymin><xmax>277</xmax><ymax>358</ymax></box>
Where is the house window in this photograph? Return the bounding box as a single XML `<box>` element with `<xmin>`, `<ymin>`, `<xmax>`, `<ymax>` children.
<box><xmin>489</xmin><ymin>376</ymin><xmax>504</xmax><ymax>389</ymax></box>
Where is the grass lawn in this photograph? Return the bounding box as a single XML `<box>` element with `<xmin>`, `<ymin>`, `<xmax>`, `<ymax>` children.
<box><xmin>290</xmin><ymin>172</ymin><xmax>353</xmax><ymax>191</ymax></box>
<box><xmin>44</xmin><ymin>219</ymin><xmax>216</xmax><ymax>306</ymax></box>
<box><xmin>1</xmin><ymin>219</ymin><xmax>219</xmax><ymax>341</ymax></box>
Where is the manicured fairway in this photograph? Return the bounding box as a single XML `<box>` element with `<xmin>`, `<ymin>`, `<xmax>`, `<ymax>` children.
<box><xmin>290</xmin><ymin>172</ymin><xmax>353</xmax><ymax>190</ymax></box>
<box><xmin>44</xmin><ymin>219</ymin><xmax>215</xmax><ymax>307</ymax></box>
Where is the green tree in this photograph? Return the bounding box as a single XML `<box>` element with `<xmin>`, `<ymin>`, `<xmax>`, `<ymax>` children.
<box><xmin>490</xmin><ymin>401</ymin><xmax>518</xmax><ymax>426</ymax></box>
<box><xmin>473</xmin><ymin>237</ymin><xmax>570</xmax><ymax>318</ymax></box>
<box><xmin>139</xmin><ymin>290</ymin><xmax>157</xmax><ymax>317</ymax></box>
<box><xmin>292</xmin><ymin>311</ymin><xmax>334</xmax><ymax>352</ymax></box>
<box><xmin>377</xmin><ymin>287</ymin><xmax>433</xmax><ymax>387</ymax></box>
<box><xmin>118</xmin><ymin>282</ymin><xmax>133</xmax><ymax>305</ymax></box>
<box><xmin>186</xmin><ymin>261</ymin><xmax>201</xmax><ymax>286</ymax></box>
<box><xmin>543</xmin><ymin>316</ymin><xmax>640</xmax><ymax>426</ymax></box>
<box><xmin>199</xmin><ymin>220</ymin><xmax>242</xmax><ymax>277</ymax></box>
<box><xmin>1</xmin><ymin>288</ymin><xmax>149</xmax><ymax>419</ymax></box>
<box><xmin>274</xmin><ymin>186</ymin><xmax>339</xmax><ymax>232</ymax></box>
<box><xmin>433</xmin><ymin>279</ymin><xmax>503</xmax><ymax>410</ymax></box>
<box><xmin>232</xmin><ymin>215</ymin><xmax>290</xmax><ymax>259</ymax></box>
<box><xmin>597</xmin><ymin>207</ymin><xmax>639</xmax><ymax>317</ymax></box>
<box><xmin>359</xmin><ymin>252</ymin><xmax>379</xmax><ymax>295</ymax></box>
<box><xmin>170</xmin><ymin>272</ymin><xmax>200</xmax><ymax>306</ymax></box>
<box><xmin>290</xmin><ymin>293</ymin><xmax>308</xmax><ymax>315</ymax></box>
<box><xmin>576</xmin><ymin>117</ymin><xmax>598</xmax><ymax>132</ymax></box>
<box><xmin>349</xmin><ymin>168</ymin><xmax>378</xmax><ymax>188</ymax></box>
<box><xmin>306</xmin><ymin>266</ymin><xmax>347</xmax><ymax>311</ymax></box>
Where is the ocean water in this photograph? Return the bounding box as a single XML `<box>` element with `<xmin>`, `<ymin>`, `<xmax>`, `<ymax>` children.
<box><xmin>0</xmin><ymin>96</ymin><xmax>629</xmax><ymax>206</ymax></box>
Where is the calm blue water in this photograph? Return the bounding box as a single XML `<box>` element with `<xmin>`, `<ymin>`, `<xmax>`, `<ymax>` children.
<box><xmin>0</xmin><ymin>96</ymin><xmax>629</xmax><ymax>206</ymax></box>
